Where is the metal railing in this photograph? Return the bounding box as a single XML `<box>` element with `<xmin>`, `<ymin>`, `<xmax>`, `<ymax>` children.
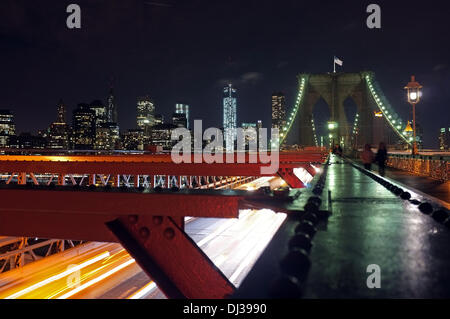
<box><xmin>387</xmin><ymin>154</ymin><xmax>449</xmax><ymax>181</ymax></box>
<box><xmin>0</xmin><ymin>238</ymin><xmax>78</xmax><ymax>273</ymax></box>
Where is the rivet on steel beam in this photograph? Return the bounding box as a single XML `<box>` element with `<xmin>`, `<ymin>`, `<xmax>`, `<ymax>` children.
<box><xmin>152</xmin><ymin>216</ymin><xmax>163</xmax><ymax>225</ymax></box>
<box><xmin>163</xmin><ymin>227</ymin><xmax>175</xmax><ymax>240</ymax></box>
<box><xmin>139</xmin><ymin>227</ymin><xmax>150</xmax><ymax>239</ymax></box>
<box><xmin>128</xmin><ymin>215</ymin><xmax>138</xmax><ymax>224</ymax></box>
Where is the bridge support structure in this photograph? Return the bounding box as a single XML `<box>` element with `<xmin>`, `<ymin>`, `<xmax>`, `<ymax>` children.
<box><xmin>0</xmin><ymin>150</ymin><xmax>328</xmax><ymax>298</ymax></box>
<box><xmin>282</xmin><ymin>72</ymin><xmax>412</xmax><ymax>151</ymax></box>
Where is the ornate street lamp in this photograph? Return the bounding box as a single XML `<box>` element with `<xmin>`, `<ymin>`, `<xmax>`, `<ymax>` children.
<box><xmin>404</xmin><ymin>75</ymin><xmax>422</xmax><ymax>155</ymax></box>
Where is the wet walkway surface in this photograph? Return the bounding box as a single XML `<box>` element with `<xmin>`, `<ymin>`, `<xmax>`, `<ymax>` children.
<box><xmin>357</xmin><ymin>161</ymin><xmax>449</xmax><ymax>204</ymax></box>
<box><xmin>383</xmin><ymin>167</ymin><xmax>449</xmax><ymax>204</ymax></box>
<box><xmin>304</xmin><ymin>156</ymin><xmax>450</xmax><ymax>298</ymax></box>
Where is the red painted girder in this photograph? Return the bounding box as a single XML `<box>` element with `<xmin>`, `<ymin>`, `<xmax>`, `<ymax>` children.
<box><xmin>277</xmin><ymin>168</ymin><xmax>305</xmax><ymax>188</ymax></box>
<box><xmin>0</xmin><ymin>151</ymin><xmax>327</xmax><ymax>164</ymax></box>
<box><xmin>108</xmin><ymin>216</ymin><xmax>235</xmax><ymax>299</ymax></box>
<box><xmin>0</xmin><ymin>188</ymin><xmax>295</xmax><ymax>242</ymax></box>
<box><xmin>0</xmin><ymin>162</ymin><xmax>322</xmax><ymax>176</ymax></box>
<box><xmin>303</xmin><ymin>164</ymin><xmax>318</xmax><ymax>177</ymax></box>
<box><xmin>0</xmin><ymin>188</ymin><xmax>242</xmax><ymax>218</ymax></box>
<box><xmin>0</xmin><ymin>210</ymin><xmax>118</xmax><ymax>242</ymax></box>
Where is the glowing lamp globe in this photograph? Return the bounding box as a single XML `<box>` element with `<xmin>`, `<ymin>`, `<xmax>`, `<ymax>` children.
<box><xmin>404</xmin><ymin>75</ymin><xmax>422</xmax><ymax>104</ymax></box>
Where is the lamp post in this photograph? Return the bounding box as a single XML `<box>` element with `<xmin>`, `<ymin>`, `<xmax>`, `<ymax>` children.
<box><xmin>404</xmin><ymin>75</ymin><xmax>422</xmax><ymax>155</ymax></box>
<box><xmin>327</xmin><ymin>121</ymin><xmax>337</xmax><ymax>149</ymax></box>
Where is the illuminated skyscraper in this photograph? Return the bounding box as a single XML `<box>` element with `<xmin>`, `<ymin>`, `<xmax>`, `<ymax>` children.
<box><xmin>72</xmin><ymin>103</ymin><xmax>96</xmax><ymax>149</ymax></box>
<box><xmin>154</xmin><ymin>114</ymin><xmax>164</xmax><ymax>125</ymax></box>
<box><xmin>48</xmin><ymin>100</ymin><xmax>70</xmax><ymax>149</ymax></box>
<box><xmin>241</xmin><ymin>122</ymin><xmax>257</xmax><ymax>149</ymax></box>
<box><xmin>223</xmin><ymin>84</ymin><xmax>237</xmax><ymax>149</ymax></box>
<box><xmin>150</xmin><ymin>123</ymin><xmax>179</xmax><ymax>150</ymax></box>
<box><xmin>0</xmin><ymin>110</ymin><xmax>16</xmax><ymax>148</ymax></box>
<box><xmin>175</xmin><ymin>103</ymin><xmax>190</xmax><ymax>129</ymax></box>
<box><xmin>94</xmin><ymin>122</ymin><xmax>120</xmax><ymax>150</ymax></box>
<box><xmin>122</xmin><ymin>129</ymin><xmax>145</xmax><ymax>151</ymax></box>
<box><xmin>439</xmin><ymin>127</ymin><xmax>450</xmax><ymax>150</ymax></box>
<box><xmin>89</xmin><ymin>100</ymin><xmax>107</xmax><ymax>127</ymax></box>
<box><xmin>271</xmin><ymin>92</ymin><xmax>286</xmax><ymax>129</ymax></box>
<box><xmin>107</xmin><ymin>87</ymin><xmax>118</xmax><ymax>123</ymax></box>
<box><xmin>56</xmin><ymin>99</ymin><xmax>66</xmax><ymax>123</ymax></box>
<box><xmin>172</xmin><ymin>113</ymin><xmax>187</xmax><ymax>128</ymax></box>
<box><xmin>137</xmin><ymin>96</ymin><xmax>155</xmax><ymax>135</ymax></box>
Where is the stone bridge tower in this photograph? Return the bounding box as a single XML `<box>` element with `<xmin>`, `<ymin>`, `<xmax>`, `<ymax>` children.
<box><xmin>297</xmin><ymin>72</ymin><xmax>374</xmax><ymax>148</ymax></box>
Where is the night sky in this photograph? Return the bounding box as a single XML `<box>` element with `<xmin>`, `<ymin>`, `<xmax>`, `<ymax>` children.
<box><xmin>1</xmin><ymin>0</ymin><xmax>449</xmax><ymax>148</ymax></box>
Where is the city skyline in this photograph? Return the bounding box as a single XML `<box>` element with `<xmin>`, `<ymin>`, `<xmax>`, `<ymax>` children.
<box><xmin>1</xmin><ymin>0</ymin><xmax>449</xmax><ymax>148</ymax></box>
<box><xmin>0</xmin><ymin>77</ymin><xmax>445</xmax><ymax>150</ymax></box>
<box><xmin>0</xmin><ymin>1</ymin><xmax>449</xmax><ymax>304</ymax></box>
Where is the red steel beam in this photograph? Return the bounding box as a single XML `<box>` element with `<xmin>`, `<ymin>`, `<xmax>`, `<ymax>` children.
<box><xmin>0</xmin><ymin>161</ymin><xmax>318</xmax><ymax>176</ymax></box>
<box><xmin>0</xmin><ymin>150</ymin><xmax>327</xmax><ymax>164</ymax></box>
<box><xmin>106</xmin><ymin>216</ymin><xmax>235</xmax><ymax>299</ymax></box>
<box><xmin>0</xmin><ymin>188</ymin><xmax>244</xmax><ymax>242</ymax></box>
<box><xmin>277</xmin><ymin>168</ymin><xmax>304</xmax><ymax>189</ymax></box>
<box><xmin>0</xmin><ymin>187</ymin><xmax>291</xmax><ymax>242</ymax></box>
<box><xmin>0</xmin><ymin>152</ymin><xmax>328</xmax><ymax>189</ymax></box>
<box><xmin>0</xmin><ymin>188</ymin><xmax>242</xmax><ymax>217</ymax></box>
<box><xmin>0</xmin><ymin>187</ymin><xmax>293</xmax><ymax>299</ymax></box>
<box><xmin>0</xmin><ymin>152</ymin><xmax>327</xmax><ymax>175</ymax></box>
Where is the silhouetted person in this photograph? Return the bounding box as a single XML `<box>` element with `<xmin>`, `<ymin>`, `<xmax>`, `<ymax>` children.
<box><xmin>361</xmin><ymin>144</ymin><xmax>374</xmax><ymax>170</ymax></box>
<box><xmin>375</xmin><ymin>142</ymin><xmax>388</xmax><ymax>176</ymax></box>
<box><xmin>336</xmin><ymin>144</ymin><xmax>343</xmax><ymax>156</ymax></box>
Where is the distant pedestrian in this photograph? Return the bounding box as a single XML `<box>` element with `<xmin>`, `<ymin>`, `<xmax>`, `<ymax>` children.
<box><xmin>360</xmin><ymin>144</ymin><xmax>374</xmax><ymax>170</ymax></box>
<box><xmin>375</xmin><ymin>142</ymin><xmax>388</xmax><ymax>176</ymax></box>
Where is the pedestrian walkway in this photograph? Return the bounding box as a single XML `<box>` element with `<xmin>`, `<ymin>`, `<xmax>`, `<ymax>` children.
<box><xmin>355</xmin><ymin>159</ymin><xmax>449</xmax><ymax>204</ymax></box>
<box><xmin>383</xmin><ymin>166</ymin><xmax>449</xmax><ymax>204</ymax></box>
<box><xmin>303</xmin><ymin>156</ymin><xmax>450</xmax><ymax>298</ymax></box>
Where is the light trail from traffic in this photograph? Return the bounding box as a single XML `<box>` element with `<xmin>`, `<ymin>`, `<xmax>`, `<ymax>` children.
<box><xmin>2</xmin><ymin>251</ymin><xmax>111</xmax><ymax>299</ymax></box>
<box><xmin>0</xmin><ymin>176</ymin><xmax>287</xmax><ymax>299</ymax></box>
<box><xmin>56</xmin><ymin>258</ymin><xmax>135</xmax><ymax>299</ymax></box>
